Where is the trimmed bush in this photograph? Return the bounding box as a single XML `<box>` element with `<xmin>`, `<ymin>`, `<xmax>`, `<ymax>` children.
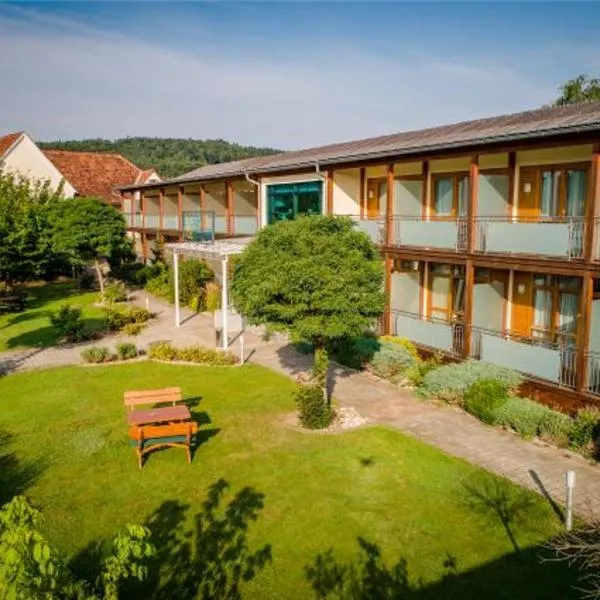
<box><xmin>147</xmin><ymin>341</ymin><xmax>180</xmax><ymax>361</ymax></box>
<box><xmin>102</xmin><ymin>281</ymin><xmax>127</xmax><ymax>304</ymax></box>
<box><xmin>420</xmin><ymin>360</ymin><xmax>523</xmax><ymax>404</ymax></box>
<box><xmin>50</xmin><ymin>305</ymin><xmax>86</xmax><ymax>342</ymax></box>
<box><xmin>570</xmin><ymin>407</ymin><xmax>600</xmax><ymax>455</ymax></box>
<box><xmin>405</xmin><ymin>353</ymin><xmax>443</xmax><ymax>387</ymax></box>
<box><xmin>147</xmin><ymin>341</ymin><xmax>237</xmax><ymax>365</ymax></box>
<box><xmin>81</xmin><ymin>346</ymin><xmax>111</xmax><ymax>364</ymax></box>
<box><xmin>205</xmin><ymin>281</ymin><xmax>221</xmax><ymax>313</ymax></box>
<box><xmin>539</xmin><ymin>410</ymin><xmax>573</xmax><ymax>448</ymax></box>
<box><xmin>103</xmin><ymin>307</ymin><xmax>152</xmax><ymax>332</ymax></box>
<box><xmin>330</xmin><ymin>335</ymin><xmax>379</xmax><ymax>370</ymax></box>
<box><xmin>115</xmin><ymin>342</ymin><xmax>137</xmax><ymax>360</ymax></box>
<box><xmin>493</xmin><ymin>397</ymin><xmax>552</xmax><ymax>439</ymax></box>
<box><xmin>463</xmin><ymin>379</ymin><xmax>509</xmax><ymax>425</ymax></box>
<box><xmin>120</xmin><ymin>322</ymin><xmax>145</xmax><ymax>337</ymax></box>
<box><xmin>294</xmin><ymin>384</ymin><xmax>333</xmax><ymax>430</ymax></box>
<box><xmin>379</xmin><ymin>336</ymin><xmax>419</xmax><ymax>360</ymax></box>
<box><xmin>370</xmin><ymin>341</ymin><xmax>418</xmax><ymax>381</ymax></box>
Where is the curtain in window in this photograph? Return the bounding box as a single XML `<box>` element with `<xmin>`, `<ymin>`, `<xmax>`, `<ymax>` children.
<box><xmin>378</xmin><ymin>182</ymin><xmax>387</xmax><ymax>216</ymax></box>
<box><xmin>540</xmin><ymin>171</ymin><xmax>560</xmax><ymax>217</ymax></box>
<box><xmin>458</xmin><ymin>177</ymin><xmax>469</xmax><ymax>217</ymax></box>
<box><xmin>533</xmin><ymin>289</ymin><xmax>552</xmax><ymax>337</ymax></box>
<box><xmin>430</xmin><ymin>276</ymin><xmax>450</xmax><ymax>320</ymax></box>
<box><xmin>566</xmin><ymin>170</ymin><xmax>586</xmax><ymax>217</ymax></box>
<box><xmin>434</xmin><ymin>179</ymin><xmax>453</xmax><ymax>215</ymax></box>
<box><xmin>558</xmin><ymin>292</ymin><xmax>578</xmax><ymax>338</ymax></box>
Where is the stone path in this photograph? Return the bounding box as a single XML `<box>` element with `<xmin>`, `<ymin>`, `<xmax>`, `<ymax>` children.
<box><xmin>1</xmin><ymin>292</ymin><xmax>599</xmax><ymax>522</ymax></box>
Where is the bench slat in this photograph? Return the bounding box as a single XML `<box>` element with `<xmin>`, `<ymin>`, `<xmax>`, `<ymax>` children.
<box><xmin>124</xmin><ymin>387</ymin><xmax>182</xmax><ymax>407</ymax></box>
<box><xmin>128</xmin><ymin>422</ymin><xmax>197</xmax><ymax>440</ymax></box>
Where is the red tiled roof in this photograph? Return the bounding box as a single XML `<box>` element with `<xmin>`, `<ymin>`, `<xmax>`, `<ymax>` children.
<box><xmin>42</xmin><ymin>150</ymin><xmax>153</xmax><ymax>201</ymax></box>
<box><xmin>135</xmin><ymin>168</ymin><xmax>156</xmax><ymax>185</ymax></box>
<box><xmin>0</xmin><ymin>132</ymin><xmax>24</xmax><ymax>158</ymax></box>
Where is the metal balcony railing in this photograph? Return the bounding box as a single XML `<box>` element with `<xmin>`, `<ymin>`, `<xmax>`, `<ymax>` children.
<box><xmin>470</xmin><ymin>326</ymin><xmax>578</xmax><ymax>389</ymax></box>
<box><xmin>162</xmin><ymin>215</ymin><xmax>179</xmax><ymax>230</ymax></box>
<box><xmin>474</xmin><ymin>216</ymin><xmax>586</xmax><ymax>259</ymax></box>
<box><xmin>144</xmin><ymin>215</ymin><xmax>159</xmax><ymax>229</ymax></box>
<box><xmin>390</xmin><ymin>216</ymin><xmax>468</xmax><ymax>252</ymax></box>
<box><xmin>339</xmin><ymin>215</ymin><xmax>385</xmax><ymax>245</ymax></box>
<box><xmin>182</xmin><ymin>211</ymin><xmax>216</xmax><ymax>243</ymax></box>
<box><xmin>585</xmin><ymin>351</ymin><xmax>600</xmax><ymax>396</ymax></box>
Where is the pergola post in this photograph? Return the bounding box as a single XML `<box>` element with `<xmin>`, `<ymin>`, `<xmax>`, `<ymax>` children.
<box><xmin>174</xmin><ymin>250</ymin><xmax>180</xmax><ymax>327</ymax></box>
<box><xmin>221</xmin><ymin>255</ymin><xmax>229</xmax><ymax>350</ymax></box>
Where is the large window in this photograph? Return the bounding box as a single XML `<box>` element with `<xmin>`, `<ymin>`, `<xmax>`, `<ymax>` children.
<box><xmin>433</xmin><ymin>174</ymin><xmax>469</xmax><ymax>217</ymax></box>
<box><xmin>428</xmin><ymin>263</ymin><xmax>465</xmax><ymax>322</ymax></box>
<box><xmin>539</xmin><ymin>167</ymin><xmax>587</xmax><ymax>217</ymax></box>
<box><xmin>532</xmin><ymin>275</ymin><xmax>581</xmax><ymax>346</ymax></box>
<box><xmin>266</xmin><ymin>181</ymin><xmax>323</xmax><ymax>224</ymax></box>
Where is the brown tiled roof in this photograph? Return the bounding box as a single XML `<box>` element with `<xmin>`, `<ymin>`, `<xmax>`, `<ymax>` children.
<box><xmin>135</xmin><ymin>168</ymin><xmax>156</xmax><ymax>185</ymax></box>
<box><xmin>121</xmin><ymin>100</ymin><xmax>600</xmax><ymax>191</ymax></box>
<box><xmin>42</xmin><ymin>150</ymin><xmax>152</xmax><ymax>201</ymax></box>
<box><xmin>0</xmin><ymin>131</ymin><xmax>24</xmax><ymax>158</ymax></box>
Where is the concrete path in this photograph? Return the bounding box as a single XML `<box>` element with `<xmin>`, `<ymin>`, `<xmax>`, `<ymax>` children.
<box><xmin>1</xmin><ymin>292</ymin><xmax>599</xmax><ymax>522</ymax></box>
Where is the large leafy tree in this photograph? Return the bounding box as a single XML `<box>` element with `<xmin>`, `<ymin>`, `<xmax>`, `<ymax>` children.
<box><xmin>554</xmin><ymin>74</ymin><xmax>600</xmax><ymax>106</ymax></box>
<box><xmin>0</xmin><ymin>171</ymin><xmax>63</xmax><ymax>290</ymax></box>
<box><xmin>51</xmin><ymin>197</ymin><xmax>133</xmax><ymax>294</ymax></box>
<box><xmin>231</xmin><ymin>216</ymin><xmax>385</xmax><ymax>388</ymax></box>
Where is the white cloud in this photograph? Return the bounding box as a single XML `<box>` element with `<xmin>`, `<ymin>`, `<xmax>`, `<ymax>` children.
<box><xmin>0</xmin><ymin>6</ymin><xmax>573</xmax><ymax>149</ymax></box>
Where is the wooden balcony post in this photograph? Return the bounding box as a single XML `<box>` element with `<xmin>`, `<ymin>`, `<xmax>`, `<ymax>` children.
<box><xmin>158</xmin><ymin>188</ymin><xmax>165</xmax><ymax>231</ymax></box>
<box><xmin>359</xmin><ymin>168</ymin><xmax>366</xmax><ymax>219</ymax></box>
<box><xmin>178</xmin><ymin>186</ymin><xmax>184</xmax><ymax>241</ymax></box>
<box><xmin>141</xmin><ymin>191</ymin><xmax>146</xmax><ymax>229</ymax></box>
<box><xmin>463</xmin><ymin>258</ymin><xmax>475</xmax><ymax>358</ymax></box>
<box><xmin>468</xmin><ymin>155</ymin><xmax>479</xmax><ymax>253</ymax></box>
<box><xmin>200</xmin><ymin>185</ymin><xmax>207</xmax><ymax>231</ymax></box>
<box><xmin>226</xmin><ymin>181</ymin><xmax>233</xmax><ymax>235</ymax></box>
<box><xmin>585</xmin><ymin>144</ymin><xmax>600</xmax><ymax>263</ymax></box>
<box><xmin>577</xmin><ymin>271</ymin><xmax>594</xmax><ymax>393</ymax></box>
<box><xmin>422</xmin><ymin>160</ymin><xmax>430</xmax><ymax>218</ymax></box>
<box><xmin>326</xmin><ymin>169</ymin><xmax>334</xmax><ymax>215</ymax></box>
<box><xmin>507</xmin><ymin>151</ymin><xmax>516</xmax><ymax>219</ymax></box>
<box><xmin>386</xmin><ymin>162</ymin><xmax>394</xmax><ymax>246</ymax></box>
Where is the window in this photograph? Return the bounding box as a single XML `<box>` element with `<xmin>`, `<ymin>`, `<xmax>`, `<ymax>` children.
<box><xmin>531</xmin><ymin>275</ymin><xmax>581</xmax><ymax>346</ymax></box>
<box><xmin>433</xmin><ymin>174</ymin><xmax>469</xmax><ymax>217</ymax></box>
<box><xmin>428</xmin><ymin>263</ymin><xmax>465</xmax><ymax>322</ymax></box>
<box><xmin>538</xmin><ymin>167</ymin><xmax>587</xmax><ymax>217</ymax></box>
<box><xmin>266</xmin><ymin>181</ymin><xmax>323</xmax><ymax>224</ymax></box>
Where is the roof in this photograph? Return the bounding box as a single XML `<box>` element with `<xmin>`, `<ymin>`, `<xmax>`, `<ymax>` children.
<box><xmin>0</xmin><ymin>131</ymin><xmax>24</xmax><ymax>159</ymax></box>
<box><xmin>135</xmin><ymin>168</ymin><xmax>157</xmax><ymax>185</ymax></box>
<box><xmin>120</xmin><ymin>101</ymin><xmax>600</xmax><ymax>191</ymax></box>
<box><xmin>42</xmin><ymin>149</ymin><xmax>155</xmax><ymax>201</ymax></box>
<box><xmin>166</xmin><ymin>237</ymin><xmax>253</xmax><ymax>258</ymax></box>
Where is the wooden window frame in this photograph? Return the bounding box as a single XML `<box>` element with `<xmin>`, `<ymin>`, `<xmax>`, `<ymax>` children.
<box><xmin>431</xmin><ymin>171</ymin><xmax>470</xmax><ymax>217</ymax></box>
<box><xmin>426</xmin><ymin>263</ymin><xmax>465</xmax><ymax>323</ymax></box>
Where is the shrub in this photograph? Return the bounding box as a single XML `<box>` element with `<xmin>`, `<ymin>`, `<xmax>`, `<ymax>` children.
<box><xmin>77</xmin><ymin>271</ymin><xmax>96</xmax><ymax>290</ymax></box>
<box><xmin>104</xmin><ymin>306</ymin><xmax>152</xmax><ymax>332</ymax></box>
<box><xmin>178</xmin><ymin>345</ymin><xmax>238</xmax><ymax>365</ymax></box>
<box><xmin>170</xmin><ymin>259</ymin><xmax>214</xmax><ymax>307</ymax></box>
<box><xmin>131</xmin><ymin>263</ymin><xmax>164</xmax><ymax>286</ymax></box>
<box><xmin>81</xmin><ymin>346</ymin><xmax>112</xmax><ymax>363</ymax></box>
<box><xmin>116</xmin><ymin>342</ymin><xmax>137</xmax><ymax>360</ymax></box>
<box><xmin>405</xmin><ymin>353</ymin><xmax>443</xmax><ymax>387</ymax></box>
<box><xmin>420</xmin><ymin>360</ymin><xmax>523</xmax><ymax>404</ymax></box>
<box><xmin>379</xmin><ymin>336</ymin><xmax>419</xmax><ymax>360</ymax></box>
<box><xmin>294</xmin><ymin>384</ymin><xmax>333</xmax><ymax>429</ymax></box>
<box><xmin>463</xmin><ymin>379</ymin><xmax>509</xmax><ymax>424</ymax></box>
<box><xmin>121</xmin><ymin>322</ymin><xmax>146</xmax><ymax>337</ymax></box>
<box><xmin>205</xmin><ymin>281</ymin><xmax>221</xmax><ymax>313</ymax></box>
<box><xmin>147</xmin><ymin>341</ymin><xmax>180</xmax><ymax>361</ymax></box>
<box><xmin>570</xmin><ymin>407</ymin><xmax>600</xmax><ymax>455</ymax></box>
<box><xmin>102</xmin><ymin>281</ymin><xmax>128</xmax><ymax>304</ymax></box>
<box><xmin>129</xmin><ymin>307</ymin><xmax>152</xmax><ymax>323</ymax></box>
<box><xmin>370</xmin><ymin>341</ymin><xmax>418</xmax><ymax>381</ymax></box>
<box><xmin>539</xmin><ymin>410</ymin><xmax>573</xmax><ymax>447</ymax></box>
<box><xmin>50</xmin><ymin>304</ymin><xmax>86</xmax><ymax>342</ymax></box>
<box><xmin>145</xmin><ymin>269</ymin><xmax>170</xmax><ymax>298</ymax></box>
<box><xmin>493</xmin><ymin>397</ymin><xmax>552</xmax><ymax>439</ymax></box>
<box><xmin>330</xmin><ymin>335</ymin><xmax>380</xmax><ymax>370</ymax></box>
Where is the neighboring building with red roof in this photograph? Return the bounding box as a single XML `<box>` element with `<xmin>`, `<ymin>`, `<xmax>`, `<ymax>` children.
<box><xmin>0</xmin><ymin>131</ymin><xmax>160</xmax><ymax>204</ymax></box>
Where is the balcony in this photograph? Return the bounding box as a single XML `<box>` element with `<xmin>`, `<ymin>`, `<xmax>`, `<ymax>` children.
<box><xmin>585</xmin><ymin>351</ymin><xmax>600</xmax><ymax>396</ymax></box>
<box><xmin>347</xmin><ymin>216</ymin><xmax>385</xmax><ymax>245</ymax></box>
<box><xmin>390</xmin><ymin>310</ymin><xmax>464</xmax><ymax>355</ymax></box>
<box><xmin>182</xmin><ymin>211</ymin><xmax>215</xmax><ymax>242</ymax></box>
<box><xmin>144</xmin><ymin>215</ymin><xmax>159</xmax><ymax>229</ymax></box>
<box><xmin>474</xmin><ymin>217</ymin><xmax>586</xmax><ymax>259</ymax></box>
<box><xmin>390</xmin><ymin>217</ymin><xmax>468</xmax><ymax>252</ymax></box>
<box><xmin>470</xmin><ymin>327</ymin><xmax>578</xmax><ymax>388</ymax></box>
<box><xmin>595</xmin><ymin>218</ymin><xmax>600</xmax><ymax>261</ymax></box>
<box><xmin>163</xmin><ymin>215</ymin><xmax>179</xmax><ymax>230</ymax></box>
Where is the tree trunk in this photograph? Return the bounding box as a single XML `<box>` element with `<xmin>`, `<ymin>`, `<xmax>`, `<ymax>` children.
<box><xmin>312</xmin><ymin>339</ymin><xmax>330</xmax><ymax>405</ymax></box>
<box><xmin>93</xmin><ymin>259</ymin><xmax>105</xmax><ymax>296</ymax></box>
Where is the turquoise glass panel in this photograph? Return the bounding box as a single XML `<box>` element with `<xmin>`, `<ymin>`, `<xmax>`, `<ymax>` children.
<box><xmin>267</xmin><ymin>181</ymin><xmax>323</xmax><ymax>224</ymax></box>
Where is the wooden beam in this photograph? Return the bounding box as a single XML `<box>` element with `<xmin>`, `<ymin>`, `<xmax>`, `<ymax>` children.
<box><xmin>463</xmin><ymin>258</ymin><xmax>475</xmax><ymax>358</ymax></box>
<box><xmin>422</xmin><ymin>160</ymin><xmax>430</xmax><ymax>218</ymax></box>
<box><xmin>326</xmin><ymin>169</ymin><xmax>334</xmax><ymax>215</ymax></box>
<box><xmin>585</xmin><ymin>144</ymin><xmax>600</xmax><ymax>263</ymax></box>
<box><xmin>386</xmin><ymin>162</ymin><xmax>394</xmax><ymax>245</ymax></box>
<box><xmin>577</xmin><ymin>271</ymin><xmax>594</xmax><ymax>393</ymax></box>
<box><xmin>507</xmin><ymin>151</ymin><xmax>516</xmax><ymax>216</ymax></box>
<box><xmin>359</xmin><ymin>167</ymin><xmax>366</xmax><ymax>219</ymax></box>
<box><xmin>467</xmin><ymin>155</ymin><xmax>479</xmax><ymax>253</ymax></box>
<box><xmin>226</xmin><ymin>181</ymin><xmax>233</xmax><ymax>235</ymax></box>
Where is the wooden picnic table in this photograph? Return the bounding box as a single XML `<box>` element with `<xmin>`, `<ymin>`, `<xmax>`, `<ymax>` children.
<box><xmin>127</xmin><ymin>405</ymin><xmax>191</xmax><ymax>426</ymax></box>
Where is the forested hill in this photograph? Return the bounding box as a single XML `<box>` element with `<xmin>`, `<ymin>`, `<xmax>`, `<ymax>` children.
<box><xmin>38</xmin><ymin>137</ymin><xmax>281</xmax><ymax>179</ymax></box>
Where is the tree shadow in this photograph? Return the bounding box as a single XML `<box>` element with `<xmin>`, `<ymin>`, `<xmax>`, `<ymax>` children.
<box><xmin>460</xmin><ymin>476</ymin><xmax>539</xmax><ymax>552</ymax></box>
<box><xmin>0</xmin><ymin>347</ymin><xmax>45</xmax><ymax>376</ymax></box>
<box><xmin>0</xmin><ymin>430</ymin><xmax>44</xmax><ymax>505</ymax></box>
<box><xmin>0</xmin><ymin>309</ymin><xmax>51</xmax><ymax>331</ymax></box>
<box><xmin>122</xmin><ymin>478</ymin><xmax>272</xmax><ymax>599</ymax></box>
<box><xmin>305</xmin><ymin>536</ymin><xmax>579</xmax><ymax>600</ymax></box>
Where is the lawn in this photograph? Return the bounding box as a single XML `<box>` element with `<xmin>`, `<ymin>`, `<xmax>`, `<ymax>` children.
<box><xmin>0</xmin><ymin>281</ymin><xmax>105</xmax><ymax>352</ymax></box>
<box><xmin>0</xmin><ymin>362</ymin><xmax>577</xmax><ymax>599</ymax></box>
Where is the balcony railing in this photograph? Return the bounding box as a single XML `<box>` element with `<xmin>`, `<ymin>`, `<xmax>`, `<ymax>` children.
<box><xmin>470</xmin><ymin>326</ymin><xmax>578</xmax><ymax>389</ymax></box>
<box><xmin>233</xmin><ymin>215</ymin><xmax>259</xmax><ymax>236</ymax></box>
<box><xmin>343</xmin><ymin>216</ymin><xmax>385</xmax><ymax>245</ymax></box>
<box><xmin>144</xmin><ymin>214</ymin><xmax>159</xmax><ymax>229</ymax></box>
<box><xmin>163</xmin><ymin>215</ymin><xmax>179</xmax><ymax>230</ymax></box>
<box><xmin>474</xmin><ymin>217</ymin><xmax>586</xmax><ymax>259</ymax></box>
<box><xmin>390</xmin><ymin>309</ymin><xmax>464</xmax><ymax>356</ymax></box>
<box><xmin>585</xmin><ymin>351</ymin><xmax>600</xmax><ymax>396</ymax></box>
<box><xmin>390</xmin><ymin>216</ymin><xmax>468</xmax><ymax>252</ymax></box>
<box><xmin>182</xmin><ymin>211</ymin><xmax>215</xmax><ymax>242</ymax></box>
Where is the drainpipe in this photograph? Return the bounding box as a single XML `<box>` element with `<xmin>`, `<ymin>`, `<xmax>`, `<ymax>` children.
<box><xmin>244</xmin><ymin>172</ymin><xmax>260</xmax><ymax>187</ymax></box>
<box><xmin>314</xmin><ymin>161</ymin><xmax>326</xmax><ymax>180</ymax></box>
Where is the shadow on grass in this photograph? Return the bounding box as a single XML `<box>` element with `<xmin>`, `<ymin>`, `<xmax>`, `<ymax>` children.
<box><xmin>0</xmin><ymin>430</ymin><xmax>44</xmax><ymax>505</ymax></box>
<box><xmin>0</xmin><ymin>309</ymin><xmax>51</xmax><ymax>331</ymax></box>
<box><xmin>68</xmin><ymin>479</ymin><xmax>273</xmax><ymax>599</ymax></box>
<box><xmin>305</xmin><ymin>535</ymin><xmax>578</xmax><ymax>600</ymax></box>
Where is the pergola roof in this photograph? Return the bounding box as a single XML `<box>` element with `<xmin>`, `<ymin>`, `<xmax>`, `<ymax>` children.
<box><xmin>166</xmin><ymin>238</ymin><xmax>253</xmax><ymax>259</ymax></box>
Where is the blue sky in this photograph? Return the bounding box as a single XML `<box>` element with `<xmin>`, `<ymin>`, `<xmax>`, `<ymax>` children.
<box><xmin>0</xmin><ymin>2</ymin><xmax>599</xmax><ymax>149</ymax></box>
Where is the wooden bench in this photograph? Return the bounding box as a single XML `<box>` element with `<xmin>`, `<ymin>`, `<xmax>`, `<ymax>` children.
<box><xmin>123</xmin><ymin>386</ymin><xmax>182</xmax><ymax>410</ymax></box>
<box><xmin>128</xmin><ymin>422</ymin><xmax>198</xmax><ymax>469</ymax></box>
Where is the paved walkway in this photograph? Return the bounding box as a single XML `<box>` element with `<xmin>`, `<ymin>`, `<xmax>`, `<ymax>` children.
<box><xmin>1</xmin><ymin>292</ymin><xmax>599</xmax><ymax>521</ymax></box>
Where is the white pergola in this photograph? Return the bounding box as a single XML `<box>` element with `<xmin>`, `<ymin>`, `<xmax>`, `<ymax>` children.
<box><xmin>166</xmin><ymin>238</ymin><xmax>253</xmax><ymax>350</ymax></box>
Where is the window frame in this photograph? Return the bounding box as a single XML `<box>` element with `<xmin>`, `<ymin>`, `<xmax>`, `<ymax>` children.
<box><xmin>431</xmin><ymin>172</ymin><xmax>470</xmax><ymax>218</ymax></box>
<box><xmin>426</xmin><ymin>263</ymin><xmax>465</xmax><ymax>323</ymax></box>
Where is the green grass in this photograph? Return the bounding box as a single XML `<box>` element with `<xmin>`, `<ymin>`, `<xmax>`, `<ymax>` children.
<box><xmin>0</xmin><ymin>281</ymin><xmax>105</xmax><ymax>351</ymax></box>
<box><xmin>0</xmin><ymin>363</ymin><xmax>577</xmax><ymax>599</ymax></box>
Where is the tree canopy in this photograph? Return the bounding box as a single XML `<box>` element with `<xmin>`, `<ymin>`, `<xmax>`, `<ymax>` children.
<box><xmin>38</xmin><ymin>137</ymin><xmax>280</xmax><ymax>179</ymax></box>
<box><xmin>231</xmin><ymin>215</ymin><xmax>385</xmax><ymax>380</ymax></box>
<box><xmin>554</xmin><ymin>74</ymin><xmax>600</xmax><ymax>106</ymax></box>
